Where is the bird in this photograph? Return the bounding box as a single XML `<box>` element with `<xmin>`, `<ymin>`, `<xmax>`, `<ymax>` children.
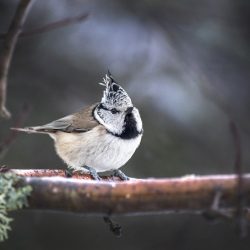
<box><xmin>13</xmin><ymin>71</ymin><xmax>143</xmax><ymax>180</ymax></box>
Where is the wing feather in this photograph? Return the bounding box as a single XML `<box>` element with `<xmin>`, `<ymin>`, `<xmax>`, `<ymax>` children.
<box><xmin>12</xmin><ymin>104</ymin><xmax>99</xmax><ymax>134</ymax></box>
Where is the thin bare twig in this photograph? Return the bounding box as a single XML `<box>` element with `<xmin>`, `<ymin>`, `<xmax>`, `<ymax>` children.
<box><xmin>0</xmin><ymin>13</ymin><xmax>89</xmax><ymax>39</ymax></box>
<box><xmin>103</xmin><ymin>216</ymin><xmax>122</xmax><ymax>238</ymax></box>
<box><xmin>0</xmin><ymin>103</ymin><xmax>31</xmax><ymax>159</ymax></box>
<box><xmin>229</xmin><ymin>121</ymin><xmax>247</xmax><ymax>237</ymax></box>
<box><xmin>0</xmin><ymin>0</ymin><xmax>35</xmax><ymax>119</ymax></box>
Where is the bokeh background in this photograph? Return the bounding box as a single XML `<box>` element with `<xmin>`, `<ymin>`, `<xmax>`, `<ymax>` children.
<box><xmin>1</xmin><ymin>0</ymin><xmax>250</xmax><ymax>249</ymax></box>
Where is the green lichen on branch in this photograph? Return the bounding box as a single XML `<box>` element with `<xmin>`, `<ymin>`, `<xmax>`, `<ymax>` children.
<box><xmin>0</xmin><ymin>172</ymin><xmax>32</xmax><ymax>242</ymax></box>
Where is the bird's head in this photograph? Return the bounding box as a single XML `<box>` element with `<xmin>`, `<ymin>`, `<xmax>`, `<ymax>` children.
<box><xmin>94</xmin><ymin>71</ymin><xmax>142</xmax><ymax>138</ymax></box>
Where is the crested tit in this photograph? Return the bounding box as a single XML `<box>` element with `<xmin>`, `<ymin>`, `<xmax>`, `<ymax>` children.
<box><xmin>13</xmin><ymin>72</ymin><xmax>143</xmax><ymax>180</ymax></box>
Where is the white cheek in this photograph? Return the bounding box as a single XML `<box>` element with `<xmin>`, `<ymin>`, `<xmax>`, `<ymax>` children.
<box><xmin>133</xmin><ymin>108</ymin><xmax>143</xmax><ymax>132</ymax></box>
<box><xmin>108</xmin><ymin>113</ymin><xmax>125</xmax><ymax>134</ymax></box>
<box><xmin>94</xmin><ymin>108</ymin><xmax>124</xmax><ymax>135</ymax></box>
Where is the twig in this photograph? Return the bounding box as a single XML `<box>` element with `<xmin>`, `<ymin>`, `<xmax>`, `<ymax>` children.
<box><xmin>0</xmin><ymin>13</ymin><xmax>89</xmax><ymax>39</ymax></box>
<box><xmin>202</xmin><ymin>187</ymin><xmax>232</xmax><ymax>221</ymax></box>
<box><xmin>229</xmin><ymin>121</ymin><xmax>247</xmax><ymax>237</ymax></box>
<box><xmin>0</xmin><ymin>103</ymin><xmax>31</xmax><ymax>159</ymax></box>
<box><xmin>3</xmin><ymin>170</ymin><xmax>250</xmax><ymax>216</ymax></box>
<box><xmin>103</xmin><ymin>216</ymin><xmax>122</xmax><ymax>238</ymax></box>
<box><xmin>0</xmin><ymin>0</ymin><xmax>35</xmax><ymax>119</ymax></box>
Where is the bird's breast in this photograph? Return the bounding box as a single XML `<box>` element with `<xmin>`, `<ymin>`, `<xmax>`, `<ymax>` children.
<box><xmin>54</xmin><ymin>125</ymin><xmax>142</xmax><ymax>172</ymax></box>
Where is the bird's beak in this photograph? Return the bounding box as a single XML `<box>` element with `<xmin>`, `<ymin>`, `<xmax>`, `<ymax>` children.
<box><xmin>126</xmin><ymin>107</ymin><xmax>134</xmax><ymax>114</ymax></box>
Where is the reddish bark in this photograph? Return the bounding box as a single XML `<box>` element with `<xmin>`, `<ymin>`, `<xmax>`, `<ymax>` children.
<box><xmin>8</xmin><ymin>169</ymin><xmax>250</xmax><ymax>217</ymax></box>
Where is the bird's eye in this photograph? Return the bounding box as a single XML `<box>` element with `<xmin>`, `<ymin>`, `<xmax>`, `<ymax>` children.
<box><xmin>111</xmin><ymin>108</ymin><xmax>118</xmax><ymax>114</ymax></box>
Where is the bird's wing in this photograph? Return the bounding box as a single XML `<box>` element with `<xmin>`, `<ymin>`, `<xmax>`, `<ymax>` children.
<box><xmin>12</xmin><ymin>104</ymin><xmax>99</xmax><ymax>134</ymax></box>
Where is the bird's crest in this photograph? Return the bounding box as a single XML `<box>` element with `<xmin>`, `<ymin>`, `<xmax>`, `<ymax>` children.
<box><xmin>99</xmin><ymin>71</ymin><xmax>132</xmax><ymax>110</ymax></box>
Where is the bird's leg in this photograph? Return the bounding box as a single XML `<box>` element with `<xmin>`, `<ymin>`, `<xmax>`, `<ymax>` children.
<box><xmin>64</xmin><ymin>168</ymin><xmax>74</xmax><ymax>178</ymax></box>
<box><xmin>85</xmin><ymin>166</ymin><xmax>102</xmax><ymax>180</ymax></box>
<box><xmin>113</xmin><ymin>169</ymin><xmax>129</xmax><ymax>181</ymax></box>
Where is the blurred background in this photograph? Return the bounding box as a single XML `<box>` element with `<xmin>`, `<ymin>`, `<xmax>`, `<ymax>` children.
<box><xmin>1</xmin><ymin>0</ymin><xmax>250</xmax><ymax>249</ymax></box>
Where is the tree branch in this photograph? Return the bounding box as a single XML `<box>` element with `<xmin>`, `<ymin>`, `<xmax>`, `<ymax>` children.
<box><xmin>0</xmin><ymin>13</ymin><xmax>89</xmax><ymax>39</ymax></box>
<box><xmin>5</xmin><ymin>169</ymin><xmax>250</xmax><ymax>217</ymax></box>
<box><xmin>20</xmin><ymin>13</ymin><xmax>89</xmax><ymax>38</ymax></box>
<box><xmin>0</xmin><ymin>0</ymin><xmax>34</xmax><ymax>119</ymax></box>
<box><xmin>229</xmin><ymin>121</ymin><xmax>247</xmax><ymax>236</ymax></box>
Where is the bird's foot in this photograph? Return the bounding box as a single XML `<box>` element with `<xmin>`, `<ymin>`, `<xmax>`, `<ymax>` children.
<box><xmin>85</xmin><ymin>166</ymin><xmax>102</xmax><ymax>180</ymax></box>
<box><xmin>64</xmin><ymin>168</ymin><xmax>74</xmax><ymax>178</ymax></box>
<box><xmin>113</xmin><ymin>169</ymin><xmax>129</xmax><ymax>181</ymax></box>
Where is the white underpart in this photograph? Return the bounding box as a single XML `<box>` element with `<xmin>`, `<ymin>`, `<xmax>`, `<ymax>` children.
<box><xmin>53</xmin><ymin>126</ymin><xmax>142</xmax><ymax>172</ymax></box>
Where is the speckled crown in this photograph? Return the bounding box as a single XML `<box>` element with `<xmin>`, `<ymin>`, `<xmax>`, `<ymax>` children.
<box><xmin>99</xmin><ymin>71</ymin><xmax>132</xmax><ymax>110</ymax></box>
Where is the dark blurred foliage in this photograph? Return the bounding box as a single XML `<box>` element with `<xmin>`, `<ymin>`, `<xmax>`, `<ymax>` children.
<box><xmin>1</xmin><ymin>0</ymin><xmax>250</xmax><ymax>249</ymax></box>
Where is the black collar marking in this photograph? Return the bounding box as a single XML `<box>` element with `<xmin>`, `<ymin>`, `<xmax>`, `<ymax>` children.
<box><xmin>110</xmin><ymin>112</ymin><xmax>143</xmax><ymax>140</ymax></box>
<box><xmin>93</xmin><ymin>105</ymin><xmax>143</xmax><ymax>140</ymax></box>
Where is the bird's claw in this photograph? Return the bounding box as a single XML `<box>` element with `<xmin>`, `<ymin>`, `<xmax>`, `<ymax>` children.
<box><xmin>113</xmin><ymin>169</ymin><xmax>129</xmax><ymax>181</ymax></box>
<box><xmin>64</xmin><ymin>168</ymin><xmax>74</xmax><ymax>178</ymax></box>
<box><xmin>85</xmin><ymin>166</ymin><xmax>102</xmax><ymax>180</ymax></box>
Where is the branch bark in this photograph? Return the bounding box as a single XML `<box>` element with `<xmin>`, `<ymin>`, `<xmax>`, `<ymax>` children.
<box><xmin>6</xmin><ymin>169</ymin><xmax>250</xmax><ymax>217</ymax></box>
<box><xmin>0</xmin><ymin>0</ymin><xmax>34</xmax><ymax>118</ymax></box>
<box><xmin>229</xmin><ymin>121</ymin><xmax>247</xmax><ymax>236</ymax></box>
<box><xmin>0</xmin><ymin>13</ymin><xmax>89</xmax><ymax>39</ymax></box>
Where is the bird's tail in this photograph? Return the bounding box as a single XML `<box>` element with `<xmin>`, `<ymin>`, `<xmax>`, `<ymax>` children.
<box><xmin>11</xmin><ymin>126</ymin><xmax>50</xmax><ymax>134</ymax></box>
